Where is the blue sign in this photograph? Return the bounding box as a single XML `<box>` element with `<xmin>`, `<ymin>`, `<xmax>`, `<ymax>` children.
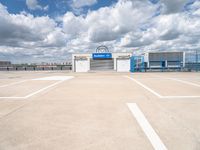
<box><xmin>92</xmin><ymin>53</ymin><xmax>112</xmax><ymax>59</ymax></box>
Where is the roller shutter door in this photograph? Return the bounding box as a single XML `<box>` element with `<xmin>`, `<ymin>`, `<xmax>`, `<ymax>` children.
<box><xmin>117</xmin><ymin>58</ymin><xmax>130</xmax><ymax>72</ymax></box>
<box><xmin>75</xmin><ymin>59</ymin><xmax>89</xmax><ymax>72</ymax></box>
<box><xmin>90</xmin><ymin>59</ymin><xmax>114</xmax><ymax>71</ymax></box>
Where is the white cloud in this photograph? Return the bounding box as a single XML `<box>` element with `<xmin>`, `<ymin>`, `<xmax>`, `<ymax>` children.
<box><xmin>43</xmin><ymin>28</ymin><xmax>67</xmax><ymax>47</ymax></box>
<box><xmin>0</xmin><ymin>8</ymin><xmax>60</xmax><ymax>47</ymax></box>
<box><xmin>0</xmin><ymin>3</ymin><xmax>67</xmax><ymax>62</ymax></box>
<box><xmin>160</xmin><ymin>0</ymin><xmax>188</xmax><ymax>14</ymax></box>
<box><xmin>43</xmin><ymin>5</ymin><xmax>49</xmax><ymax>11</ymax></box>
<box><xmin>26</xmin><ymin>0</ymin><xmax>48</xmax><ymax>11</ymax></box>
<box><xmin>26</xmin><ymin>0</ymin><xmax>42</xmax><ymax>10</ymax></box>
<box><xmin>120</xmin><ymin>28</ymin><xmax>158</xmax><ymax>47</ymax></box>
<box><xmin>69</xmin><ymin>0</ymin><xmax>97</xmax><ymax>15</ymax></box>
<box><xmin>118</xmin><ymin>0</ymin><xmax>200</xmax><ymax>49</ymax></box>
<box><xmin>62</xmin><ymin>12</ymin><xmax>87</xmax><ymax>38</ymax></box>
<box><xmin>63</xmin><ymin>0</ymin><xmax>157</xmax><ymax>42</ymax></box>
<box><xmin>71</xmin><ymin>0</ymin><xmax>97</xmax><ymax>8</ymax></box>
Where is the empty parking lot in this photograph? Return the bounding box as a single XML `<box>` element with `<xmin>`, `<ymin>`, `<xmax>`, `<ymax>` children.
<box><xmin>0</xmin><ymin>71</ymin><xmax>200</xmax><ymax>150</ymax></box>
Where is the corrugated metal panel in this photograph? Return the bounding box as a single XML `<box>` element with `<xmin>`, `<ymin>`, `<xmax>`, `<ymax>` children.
<box><xmin>149</xmin><ymin>52</ymin><xmax>183</xmax><ymax>61</ymax></box>
<box><xmin>90</xmin><ymin>59</ymin><xmax>114</xmax><ymax>70</ymax></box>
<box><xmin>149</xmin><ymin>61</ymin><xmax>161</xmax><ymax>67</ymax></box>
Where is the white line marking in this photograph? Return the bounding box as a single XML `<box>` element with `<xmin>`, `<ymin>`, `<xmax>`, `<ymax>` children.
<box><xmin>0</xmin><ymin>76</ymin><xmax>74</xmax><ymax>99</ymax></box>
<box><xmin>0</xmin><ymin>97</ymin><xmax>24</xmax><ymax>99</ymax></box>
<box><xmin>32</xmin><ymin>76</ymin><xmax>74</xmax><ymax>81</ymax></box>
<box><xmin>24</xmin><ymin>80</ymin><xmax>64</xmax><ymax>98</ymax></box>
<box><xmin>168</xmin><ymin>78</ymin><xmax>200</xmax><ymax>88</ymax></box>
<box><xmin>162</xmin><ymin>96</ymin><xmax>200</xmax><ymax>99</ymax></box>
<box><xmin>151</xmin><ymin>74</ymin><xmax>200</xmax><ymax>88</ymax></box>
<box><xmin>124</xmin><ymin>76</ymin><xmax>200</xmax><ymax>99</ymax></box>
<box><xmin>124</xmin><ymin>76</ymin><xmax>162</xmax><ymax>98</ymax></box>
<box><xmin>127</xmin><ymin>103</ymin><xmax>167</xmax><ymax>150</ymax></box>
<box><xmin>0</xmin><ymin>80</ymin><xmax>27</xmax><ymax>88</ymax></box>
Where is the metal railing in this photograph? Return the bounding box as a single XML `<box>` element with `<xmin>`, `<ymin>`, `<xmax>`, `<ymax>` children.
<box><xmin>0</xmin><ymin>65</ymin><xmax>72</xmax><ymax>71</ymax></box>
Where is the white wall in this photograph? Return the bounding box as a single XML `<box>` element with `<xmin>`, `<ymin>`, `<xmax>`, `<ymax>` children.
<box><xmin>144</xmin><ymin>53</ymin><xmax>149</xmax><ymax>68</ymax></box>
<box><xmin>183</xmin><ymin>52</ymin><xmax>185</xmax><ymax>67</ymax></box>
<box><xmin>72</xmin><ymin>53</ymin><xmax>90</xmax><ymax>72</ymax></box>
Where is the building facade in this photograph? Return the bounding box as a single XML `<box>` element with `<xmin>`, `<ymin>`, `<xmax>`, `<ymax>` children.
<box><xmin>0</xmin><ymin>61</ymin><xmax>11</xmax><ymax>67</ymax></box>
<box><xmin>72</xmin><ymin>52</ymin><xmax>132</xmax><ymax>72</ymax></box>
<box><xmin>72</xmin><ymin>46</ymin><xmax>186</xmax><ymax>72</ymax></box>
<box><xmin>144</xmin><ymin>51</ymin><xmax>185</xmax><ymax>68</ymax></box>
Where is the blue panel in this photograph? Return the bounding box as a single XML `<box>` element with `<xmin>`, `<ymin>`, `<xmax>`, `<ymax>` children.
<box><xmin>130</xmin><ymin>56</ymin><xmax>145</xmax><ymax>72</ymax></box>
<box><xmin>92</xmin><ymin>53</ymin><xmax>112</xmax><ymax>59</ymax></box>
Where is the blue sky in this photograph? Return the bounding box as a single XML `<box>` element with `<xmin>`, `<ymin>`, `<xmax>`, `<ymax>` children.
<box><xmin>0</xmin><ymin>0</ymin><xmax>118</xmax><ymax>17</ymax></box>
<box><xmin>0</xmin><ymin>0</ymin><xmax>199</xmax><ymax>63</ymax></box>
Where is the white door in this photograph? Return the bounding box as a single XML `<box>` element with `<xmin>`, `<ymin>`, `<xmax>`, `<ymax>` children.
<box><xmin>75</xmin><ymin>59</ymin><xmax>89</xmax><ymax>72</ymax></box>
<box><xmin>117</xmin><ymin>59</ymin><xmax>130</xmax><ymax>72</ymax></box>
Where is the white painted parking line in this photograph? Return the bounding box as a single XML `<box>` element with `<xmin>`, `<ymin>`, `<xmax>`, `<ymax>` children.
<box><xmin>150</xmin><ymin>74</ymin><xmax>200</xmax><ymax>88</ymax></box>
<box><xmin>0</xmin><ymin>97</ymin><xmax>24</xmax><ymax>99</ymax></box>
<box><xmin>167</xmin><ymin>78</ymin><xmax>200</xmax><ymax>88</ymax></box>
<box><xmin>0</xmin><ymin>80</ymin><xmax>27</xmax><ymax>88</ymax></box>
<box><xmin>127</xmin><ymin>103</ymin><xmax>167</xmax><ymax>150</ymax></box>
<box><xmin>24</xmin><ymin>80</ymin><xmax>64</xmax><ymax>98</ymax></box>
<box><xmin>0</xmin><ymin>81</ymin><xmax>63</xmax><ymax>99</ymax></box>
<box><xmin>32</xmin><ymin>76</ymin><xmax>74</xmax><ymax>81</ymax></box>
<box><xmin>0</xmin><ymin>76</ymin><xmax>74</xmax><ymax>99</ymax></box>
<box><xmin>162</xmin><ymin>96</ymin><xmax>200</xmax><ymax>99</ymax></box>
<box><xmin>124</xmin><ymin>76</ymin><xmax>162</xmax><ymax>98</ymax></box>
<box><xmin>124</xmin><ymin>76</ymin><xmax>200</xmax><ymax>99</ymax></box>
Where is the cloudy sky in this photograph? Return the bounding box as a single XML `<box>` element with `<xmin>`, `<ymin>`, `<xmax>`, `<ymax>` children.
<box><xmin>0</xmin><ymin>0</ymin><xmax>199</xmax><ymax>63</ymax></box>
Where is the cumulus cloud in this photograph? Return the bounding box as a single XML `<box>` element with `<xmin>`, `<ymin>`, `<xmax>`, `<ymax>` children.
<box><xmin>0</xmin><ymin>6</ymin><xmax>63</xmax><ymax>48</ymax></box>
<box><xmin>62</xmin><ymin>12</ymin><xmax>87</xmax><ymax>38</ymax></box>
<box><xmin>63</xmin><ymin>0</ymin><xmax>157</xmax><ymax>42</ymax></box>
<box><xmin>119</xmin><ymin>0</ymin><xmax>200</xmax><ymax>49</ymax></box>
<box><xmin>69</xmin><ymin>0</ymin><xmax>97</xmax><ymax>15</ymax></box>
<box><xmin>71</xmin><ymin>0</ymin><xmax>97</xmax><ymax>8</ymax></box>
<box><xmin>0</xmin><ymin>4</ymin><xmax>66</xmax><ymax>47</ymax></box>
<box><xmin>0</xmin><ymin>3</ymin><xmax>66</xmax><ymax>62</ymax></box>
<box><xmin>0</xmin><ymin>0</ymin><xmax>200</xmax><ymax>63</ymax></box>
<box><xmin>160</xmin><ymin>0</ymin><xmax>188</xmax><ymax>14</ymax></box>
<box><xmin>120</xmin><ymin>29</ymin><xmax>157</xmax><ymax>47</ymax></box>
<box><xmin>88</xmin><ymin>0</ymin><xmax>157</xmax><ymax>42</ymax></box>
<box><xmin>26</xmin><ymin>0</ymin><xmax>48</xmax><ymax>11</ymax></box>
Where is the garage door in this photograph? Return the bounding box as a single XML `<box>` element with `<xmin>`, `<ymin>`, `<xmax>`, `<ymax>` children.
<box><xmin>117</xmin><ymin>59</ymin><xmax>130</xmax><ymax>72</ymax></box>
<box><xmin>75</xmin><ymin>59</ymin><xmax>89</xmax><ymax>72</ymax></box>
<box><xmin>90</xmin><ymin>59</ymin><xmax>114</xmax><ymax>71</ymax></box>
